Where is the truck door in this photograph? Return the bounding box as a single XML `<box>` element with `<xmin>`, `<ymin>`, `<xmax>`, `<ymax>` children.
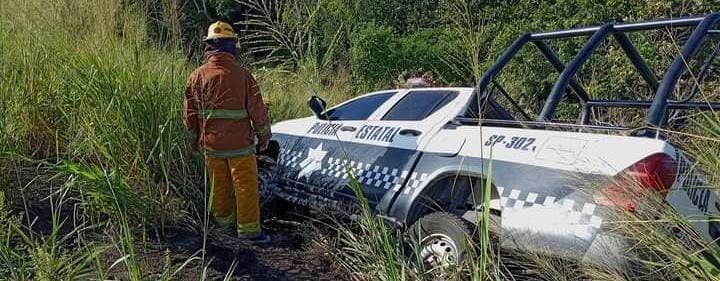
<box><xmin>335</xmin><ymin>89</ymin><xmax>466</xmax><ymax>212</ymax></box>
<box><xmin>284</xmin><ymin>91</ymin><xmax>398</xmax><ymax>210</ymax></box>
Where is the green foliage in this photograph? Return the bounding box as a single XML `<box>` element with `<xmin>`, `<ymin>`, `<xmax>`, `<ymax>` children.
<box><xmin>351</xmin><ymin>24</ymin><xmax>466</xmax><ymax>90</ymax></box>
<box><xmin>28</xmin><ymin>207</ymin><xmax>100</xmax><ymax>281</ymax></box>
<box><xmin>0</xmin><ymin>191</ymin><xmax>31</xmax><ymax>279</ymax></box>
<box><xmin>0</xmin><ymin>178</ymin><xmax>103</xmax><ymax>280</ymax></box>
<box><xmin>56</xmin><ymin>161</ymin><xmax>146</xmax><ymax>222</ymax></box>
<box><xmin>0</xmin><ymin>0</ymin><xmax>201</xmax><ymax>223</ymax></box>
<box><xmin>398</xmin><ymin>28</ymin><xmax>467</xmax><ymax>85</ymax></box>
<box><xmin>235</xmin><ymin>0</ymin><xmax>353</xmax><ymax>93</ymax></box>
<box><xmin>257</xmin><ymin>64</ymin><xmax>354</xmax><ymax>121</ymax></box>
<box><xmin>169</xmin><ymin>0</ymin><xmax>720</xmax><ymax>94</ymax></box>
<box><xmin>351</xmin><ymin>0</ymin><xmax>443</xmax><ymax>33</ymax></box>
<box><xmin>331</xmin><ymin>166</ymin><xmax>419</xmax><ymax>280</ymax></box>
<box><xmin>350</xmin><ymin>23</ymin><xmax>401</xmax><ymax>90</ymax></box>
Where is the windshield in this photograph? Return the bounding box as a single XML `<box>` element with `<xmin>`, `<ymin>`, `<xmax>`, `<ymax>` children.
<box><xmin>321</xmin><ymin>92</ymin><xmax>395</xmax><ymax>121</ymax></box>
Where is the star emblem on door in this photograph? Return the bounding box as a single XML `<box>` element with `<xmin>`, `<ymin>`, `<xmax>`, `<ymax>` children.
<box><xmin>297</xmin><ymin>143</ymin><xmax>328</xmax><ymax>180</ymax></box>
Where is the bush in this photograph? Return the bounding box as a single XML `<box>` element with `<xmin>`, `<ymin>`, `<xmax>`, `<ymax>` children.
<box><xmin>350</xmin><ymin>23</ymin><xmax>401</xmax><ymax>90</ymax></box>
<box><xmin>398</xmin><ymin>28</ymin><xmax>467</xmax><ymax>85</ymax></box>
<box><xmin>351</xmin><ymin>24</ymin><xmax>467</xmax><ymax>90</ymax></box>
<box><xmin>352</xmin><ymin>0</ymin><xmax>442</xmax><ymax>34</ymax></box>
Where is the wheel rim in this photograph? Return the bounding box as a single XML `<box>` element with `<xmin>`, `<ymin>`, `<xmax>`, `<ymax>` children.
<box><xmin>419</xmin><ymin>233</ymin><xmax>459</xmax><ymax>268</ymax></box>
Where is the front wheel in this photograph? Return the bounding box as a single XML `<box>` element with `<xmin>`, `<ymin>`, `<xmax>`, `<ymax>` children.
<box><xmin>256</xmin><ymin>155</ymin><xmax>277</xmax><ymax>207</ymax></box>
<box><xmin>257</xmin><ymin>155</ymin><xmax>300</xmax><ymax>217</ymax></box>
<box><xmin>406</xmin><ymin>212</ymin><xmax>475</xmax><ymax>271</ymax></box>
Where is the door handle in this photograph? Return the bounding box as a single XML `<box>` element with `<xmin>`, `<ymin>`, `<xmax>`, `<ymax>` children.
<box><xmin>340</xmin><ymin>126</ymin><xmax>357</xmax><ymax>132</ymax></box>
<box><xmin>398</xmin><ymin>129</ymin><xmax>422</xmax><ymax>136</ymax></box>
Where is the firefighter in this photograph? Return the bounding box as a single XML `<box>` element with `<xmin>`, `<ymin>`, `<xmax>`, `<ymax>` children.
<box><xmin>183</xmin><ymin>21</ymin><xmax>272</xmax><ymax>243</ymax></box>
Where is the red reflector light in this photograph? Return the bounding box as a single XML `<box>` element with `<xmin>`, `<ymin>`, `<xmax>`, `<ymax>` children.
<box><xmin>594</xmin><ymin>153</ymin><xmax>677</xmax><ymax>212</ymax></box>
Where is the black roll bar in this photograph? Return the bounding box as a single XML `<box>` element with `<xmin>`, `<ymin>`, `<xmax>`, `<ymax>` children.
<box><xmin>587</xmin><ymin>100</ymin><xmax>720</xmax><ymax>110</ymax></box>
<box><xmin>475</xmin><ymin>13</ymin><xmax>720</xmax><ymax>136</ymax></box>
<box><xmin>684</xmin><ymin>41</ymin><xmax>720</xmax><ymax>103</ymax></box>
<box><xmin>646</xmin><ymin>13</ymin><xmax>720</xmax><ymax>129</ymax></box>
<box><xmin>612</xmin><ymin>32</ymin><xmax>660</xmax><ymax>91</ymax></box>
<box><xmin>532</xmin><ymin>41</ymin><xmax>591</xmax><ymax>101</ymax></box>
<box><xmin>476</xmin><ymin>34</ymin><xmax>531</xmax><ymax>101</ymax></box>
<box><xmin>530</xmin><ymin>15</ymin><xmax>708</xmax><ymax>39</ymax></box>
<box><xmin>539</xmin><ymin>24</ymin><xmax>613</xmax><ymax>121</ymax></box>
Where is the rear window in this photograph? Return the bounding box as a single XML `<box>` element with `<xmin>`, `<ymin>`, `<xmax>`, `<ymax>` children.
<box><xmin>382</xmin><ymin>90</ymin><xmax>458</xmax><ymax>121</ymax></box>
<box><xmin>324</xmin><ymin>92</ymin><xmax>394</xmax><ymax>120</ymax></box>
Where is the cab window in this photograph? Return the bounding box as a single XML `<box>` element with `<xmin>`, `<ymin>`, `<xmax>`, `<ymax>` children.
<box><xmin>324</xmin><ymin>92</ymin><xmax>394</xmax><ymax>120</ymax></box>
<box><xmin>382</xmin><ymin>90</ymin><xmax>458</xmax><ymax>121</ymax></box>
<box><xmin>463</xmin><ymin>92</ymin><xmax>514</xmax><ymax>120</ymax></box>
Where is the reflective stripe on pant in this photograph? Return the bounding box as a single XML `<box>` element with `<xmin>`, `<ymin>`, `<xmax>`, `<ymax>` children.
<box><xmin>205</xmin><ymin>155</ymin><xmax>261</xmax><ymax>236</ymax></box>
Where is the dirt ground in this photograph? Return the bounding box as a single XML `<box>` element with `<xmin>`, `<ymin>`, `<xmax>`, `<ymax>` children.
<box><xmin>101</xmin><ymin>216</ymin><xmax>347</xmax><ymax>280</ymax></box>
<box><xmin>3</xmin><ymin>180</ymin><xmax>348</xmax><ymax>281</ymax></box>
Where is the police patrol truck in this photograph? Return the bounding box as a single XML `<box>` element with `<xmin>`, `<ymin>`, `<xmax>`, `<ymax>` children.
<box><xmin>257</xmin><ymin>14</ymin><xmax>720</xmax><ymax>266</ymax></box>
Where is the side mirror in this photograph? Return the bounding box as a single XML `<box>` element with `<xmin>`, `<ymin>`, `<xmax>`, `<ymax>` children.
<box><xmin>307</xmin><ymin>95</ymin><xmax>327</xmax><ymax>118</ymax></box>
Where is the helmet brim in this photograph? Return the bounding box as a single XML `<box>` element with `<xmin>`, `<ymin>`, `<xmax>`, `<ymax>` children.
<box><xmin>203</xmin><ymin>34</ymin><xmax>238</xmax><ymax>42</ymax></box>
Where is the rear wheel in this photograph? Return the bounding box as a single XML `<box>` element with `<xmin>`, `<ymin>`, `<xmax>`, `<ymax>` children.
<box><xmin>406</xmin><ymin>212</ymin><xmax>475</xmax><ymax>271</ymax></box>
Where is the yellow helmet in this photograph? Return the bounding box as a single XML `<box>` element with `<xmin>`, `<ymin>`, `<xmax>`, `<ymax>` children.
<box><xmin>204</xmin><ymin>21</ymin><xmax>237</xmax><ymax>42</ymax></box>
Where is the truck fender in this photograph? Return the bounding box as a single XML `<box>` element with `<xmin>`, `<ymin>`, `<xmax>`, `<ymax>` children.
<box><xmin>388</xmin><ymin>166</ymin><xmax>501</xmax><ymax>226</ymax></box>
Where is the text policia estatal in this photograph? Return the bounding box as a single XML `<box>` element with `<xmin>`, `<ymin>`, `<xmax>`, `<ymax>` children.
<box><xmin>307</xmin><ymin>122</ymin><xmax>401</xmax><ymax>143</ymax></box>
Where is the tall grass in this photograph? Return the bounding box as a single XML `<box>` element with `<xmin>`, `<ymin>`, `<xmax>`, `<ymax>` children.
<box><xmin>237</xmin><ymin>0</ymin><xmax>355</xmax><ymax>121</ymax></box>
<box><xmin>0</xmin><ymin>0</ymin><xmax>352</xmax><ymax>278</ymax></box>
<box><xmin>329</xmin><ymin>173</ymin><xmax>418</xmax><ymax>280</ymax></box>
<box><xmin>1</xmin><ymin>0</ymin><xmax>200</xmax><ymax>218</ymax></box>
<box><xmin>257</xmin><ymin>64</ymin><xmax>354</xmax><ymax>121</ymax></box>
<box><xmin>0</xmin><ymin>0</ymin><xmax>206</xmax><ymax>278</ymax></box>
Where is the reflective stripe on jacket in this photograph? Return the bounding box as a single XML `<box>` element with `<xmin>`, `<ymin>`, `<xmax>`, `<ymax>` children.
<box><xmin>183</xmin><ymin>52</ymin><xmax>272</xmax><ymax>157</ymax></box>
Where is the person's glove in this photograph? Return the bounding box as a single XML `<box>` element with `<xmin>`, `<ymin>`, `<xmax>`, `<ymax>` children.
<box><xmin>258</xmin><ymin>138</ymin><xmax>270</xmax><ymax>152</ymax></box>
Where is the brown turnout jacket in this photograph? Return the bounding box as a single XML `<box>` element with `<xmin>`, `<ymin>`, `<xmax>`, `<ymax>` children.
<box><xmin>183</xmin><ymin>52</ymin><xmax>272</xmax><ymax>157</ymax></box>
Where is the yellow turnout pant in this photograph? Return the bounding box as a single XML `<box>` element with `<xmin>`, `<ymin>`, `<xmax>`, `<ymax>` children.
<box><xmin>205</xmin><ymin>155</ymin><xmax>261</xmax><ymax>237</ymax></box>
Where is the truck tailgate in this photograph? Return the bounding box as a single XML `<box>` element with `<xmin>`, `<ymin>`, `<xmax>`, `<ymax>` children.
<box><xmin>665</xmin><ymin>153</ymin><xmax>720</xmax><ymax>247</ymax></box>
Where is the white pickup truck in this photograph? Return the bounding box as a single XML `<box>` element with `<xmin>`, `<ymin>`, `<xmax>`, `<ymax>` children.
<box><xmin>257</xmin><ymin>14</ymin><xmax>720</xmax><ymax>267</ymax></box>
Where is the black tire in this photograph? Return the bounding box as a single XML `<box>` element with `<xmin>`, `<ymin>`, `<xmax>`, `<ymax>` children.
<box><xmin>256</xmin><ymin>155</ymin><xmax>303</xmax><ymax>217</ymax></box>
<box><xmin>256</xmin><ymin>155</ymin><xmax>278</xmax><ymax>207</ymax></box>
<box><xmin>406</xmin><ymin>212</ymin><xmax>476</xmax><ymax>269</ymax></box>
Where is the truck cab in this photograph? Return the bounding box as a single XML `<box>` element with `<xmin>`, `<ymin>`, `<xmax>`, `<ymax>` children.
<box><xmin>268</xmin><ymin>88</ymin><xmax>475</xmax><ymax>217</ymax></box>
